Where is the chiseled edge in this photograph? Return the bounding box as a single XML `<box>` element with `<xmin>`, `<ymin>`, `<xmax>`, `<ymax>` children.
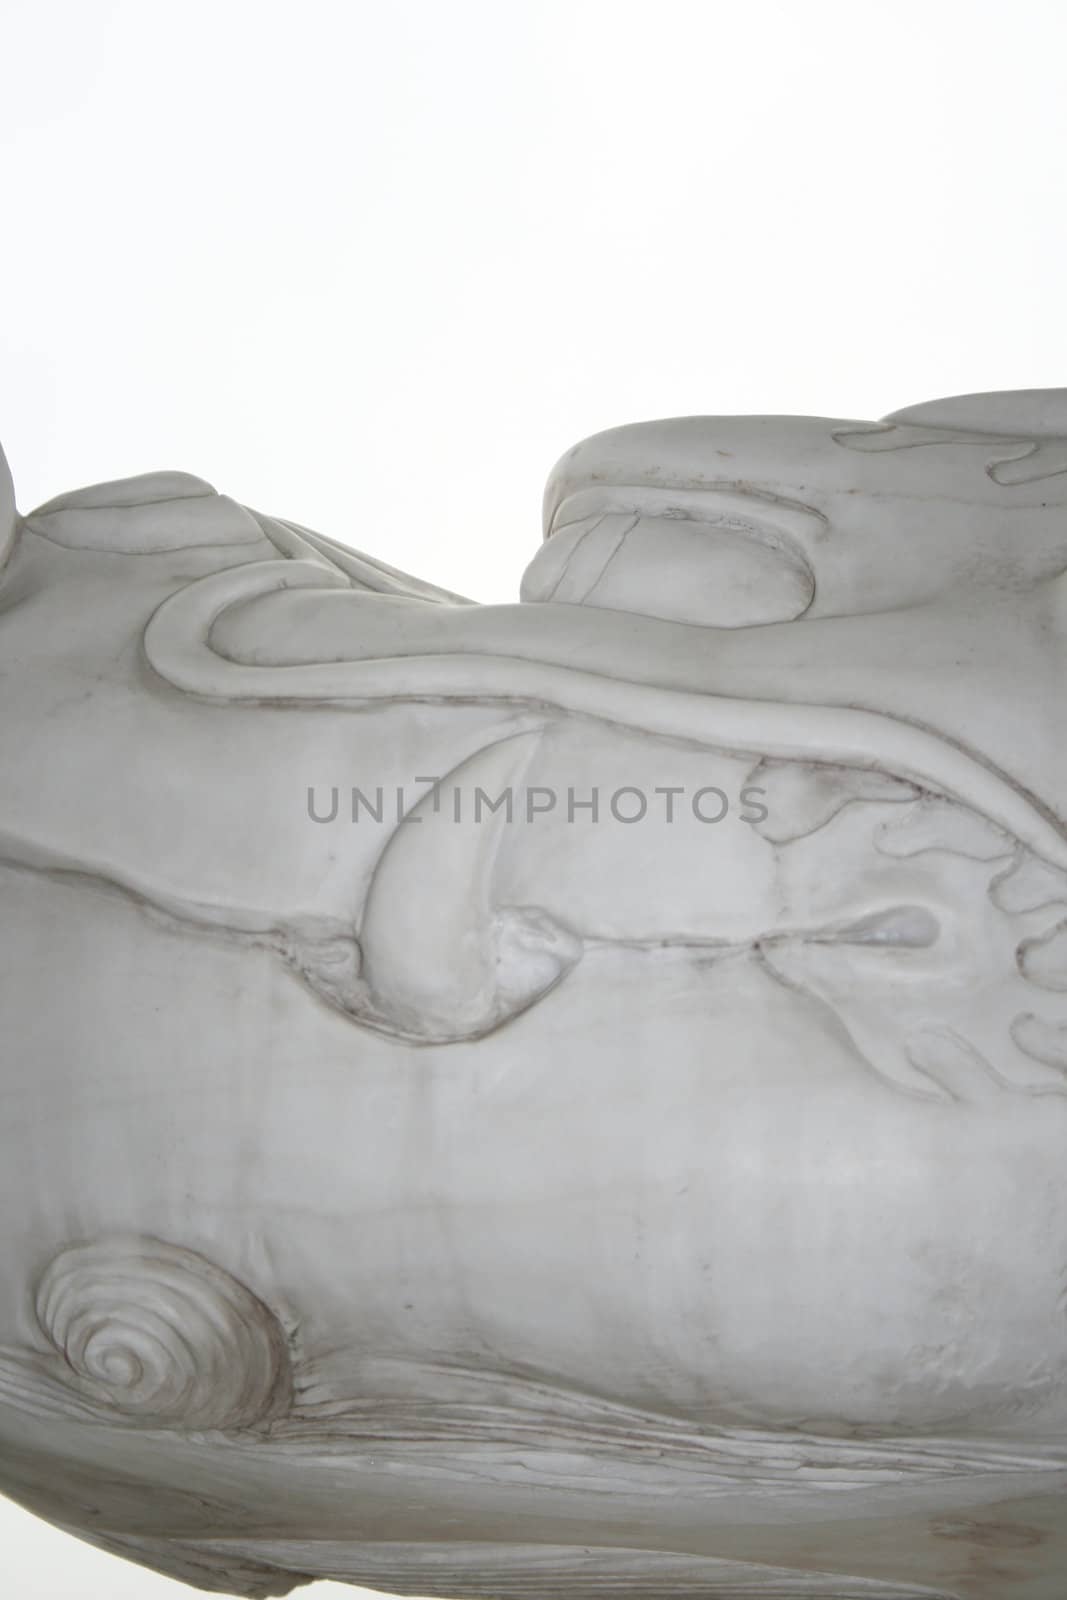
<box><xmin>159</xmin><ymin>1538</ymin><xmax>964</xmax><ymax>1600</ymax></box>
<box><xmin>0</xmin><ymin>443</ymin><xmax>17</xmax><ymax>578</ymax></box>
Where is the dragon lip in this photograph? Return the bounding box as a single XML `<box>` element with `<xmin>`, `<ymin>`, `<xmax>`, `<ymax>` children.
<box><xmin>760</xmin><ymin>904</ymin><xmax>941</xmax><ymax>958</ymax></box>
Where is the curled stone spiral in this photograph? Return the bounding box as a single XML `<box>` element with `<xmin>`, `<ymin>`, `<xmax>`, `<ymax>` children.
<box><xmin>35</xmin><ymin>1235</ymin><xmax>292</xmax><ymax>1430</ymax></box>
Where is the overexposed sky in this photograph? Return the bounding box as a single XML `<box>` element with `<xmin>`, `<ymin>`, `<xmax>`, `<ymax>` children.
<box><xmin>1</xmin><ymin>1</ymin><xmax>1066</xmax><ymax>1595</ymax></box>
<box><xmin>3</xmin><ymin>0</ymin><xmax>1067</xmax><ymax>604</ymax></box>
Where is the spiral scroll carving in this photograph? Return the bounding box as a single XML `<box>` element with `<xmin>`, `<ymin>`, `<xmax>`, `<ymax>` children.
<box><xmin>35</xmin><ymin>1235</ymin><xmax>292</xmax><ymax>1429</ymax></box>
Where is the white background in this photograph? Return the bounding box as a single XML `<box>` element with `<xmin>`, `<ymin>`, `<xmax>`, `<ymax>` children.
<box><xmin>1</xmin><ymin>0</ymin><xmax>1065</xmax><ymax>1593</ymax></box>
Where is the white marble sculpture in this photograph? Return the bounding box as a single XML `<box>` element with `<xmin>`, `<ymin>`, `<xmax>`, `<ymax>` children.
<box><xmin>2</xmin><ymin>390</ymin><xmax>1067</xmax><ymax>1599</ymax></box>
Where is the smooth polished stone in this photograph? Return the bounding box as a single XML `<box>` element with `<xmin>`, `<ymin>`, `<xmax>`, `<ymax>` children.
<box><xmin>2</xmin><ymin>391</ymin><xmax>1067</xmax><ymax>1599</ymax></box>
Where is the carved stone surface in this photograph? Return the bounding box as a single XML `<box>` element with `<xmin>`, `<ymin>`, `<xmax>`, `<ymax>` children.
<box><xmin>2</xmin><ymin>391</ymin><xmax>1067</xmax><ymax>1598</ymax></box>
